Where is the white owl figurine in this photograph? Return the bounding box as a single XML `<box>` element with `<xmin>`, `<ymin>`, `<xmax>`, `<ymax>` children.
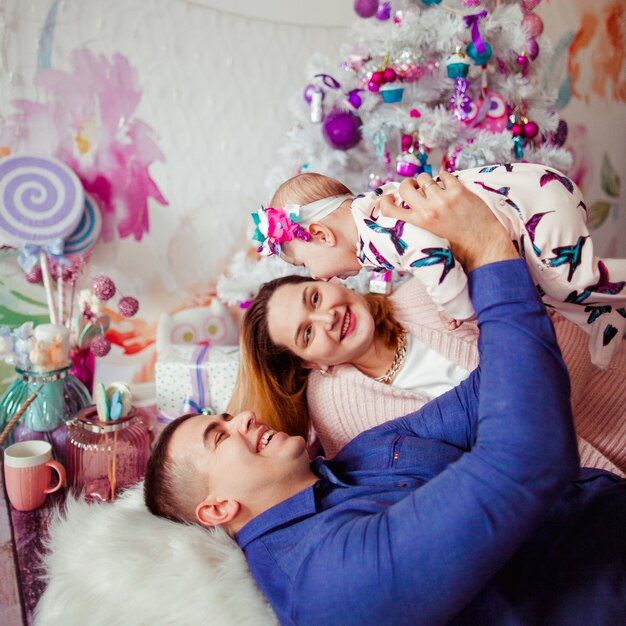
<box><xmin>156</xmin><ymin>300</ymin><xmax>239</xmax><ymax>352</ymax></box>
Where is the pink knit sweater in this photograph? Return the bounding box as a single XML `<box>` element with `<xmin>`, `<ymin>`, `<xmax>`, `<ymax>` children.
<box><xmin>307</xmin><ymin>278</ymin><xmax>626</xmax><ymax>476</ymax></box>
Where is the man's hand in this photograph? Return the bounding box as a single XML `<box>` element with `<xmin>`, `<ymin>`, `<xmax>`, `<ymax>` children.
<box><xmin>380</xmin><ymin>171</ymin><xmax>518</xmax><ymax>273</ymax></box>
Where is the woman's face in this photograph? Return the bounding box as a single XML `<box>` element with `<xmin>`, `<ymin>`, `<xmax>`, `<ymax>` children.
<box><xmin>266</xmin><ymin>281</ymin><xmax>376</xmax><ymax>369</ymax></box>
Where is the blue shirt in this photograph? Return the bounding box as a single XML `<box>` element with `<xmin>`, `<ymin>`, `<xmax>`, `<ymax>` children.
<box><xmin>237</xmin><ymin>260</ymin><xmax>626</xmax><ymax>625</ymax></box>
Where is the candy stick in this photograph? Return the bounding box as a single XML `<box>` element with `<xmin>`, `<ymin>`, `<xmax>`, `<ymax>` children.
<box><xmin>0</xmin><ymin>385</ymin><xmax>43</xmax><ymax>446</ymax></box>
<box><xmin>39</xmin><ymin>250</ymin><xmax>57</xmax><ymax>324</ymax></box>
<box><xmin>57</xmin><ymin>263</ymin><xmax>64</xmax><ymax>326</ymax></box>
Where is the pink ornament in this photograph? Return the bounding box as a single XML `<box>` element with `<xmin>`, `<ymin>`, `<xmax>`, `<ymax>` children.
<box><xmin>118</xmin><ymin>296</ymin><xmax>139</xmax><ymax>317</ymax></box>
<box><xmin>521</xmin><ymin>0</ymin><xmax>541</xmax><ymax>11</ymax></box>
<box><xmin>511</xmin><ymin>123</ymin><xmax>525</xmax><ymax>137</ymax></box>
<box><xmin>90</xmin><ymin>335</ymin><xmax>111</xmax><ymax>357</ymax></box>
<box><xmin>25</xmin><ymin>266</ymin><xmax>43</xmax><ymax>284</ymax></box>
<box><xmin>524</xmin><ymin>121</ymin><xmax>539</xmax><ymax>139</ymax></box>
<box><xmin>371</xmin><ymin>71</ymin><xmax>384</xmax><ymax>85</ymax></box>
<box><xmin>368</xmin><ymin>79</ymin><xmax>381</xmax><ymax>93</ymax></box>
<box><xmin>409</xmin><ymin>108</ymin><xmax>421</xmax><ymax>118</ymax></box>
<box><xmin>383</xmin><ymin>67</ymin><xmax>397</xmax><ymax>83</ymax></box>
<box><xmin>526</xmin><ymin>38</ymin><xmax>540</xmax><ymax>61</ymax></box>
<box><xmin>522</xmin><ymin>12</ymin><xmax>544</xmax><ymax>37</ymax></box>
<box><xmin>93</xmin><ymin>275</ymin><xmax>116</xmax><ymax>301</ymax></box>
<box><xmin>354</xmin><ymin>0</ymin><xmax>378</xmax><ymax>18</ymax></box>
<box><xmin>517</xmin><ymin>53</ymin><xmax>529</xmax><ymax>68</ymax></box>
<box><xmin>401</xmin><ymin>134</ymin><xmax>413</xmax><ymax>151</ymax></box>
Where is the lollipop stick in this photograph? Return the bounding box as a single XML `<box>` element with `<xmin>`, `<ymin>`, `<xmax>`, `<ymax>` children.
<box><xmin>68</xmin><ymin>280</ymin><xmax>77</xmax><ymax>332</ymax></box>
<box><xmin>57</xmin><ymin>263</ymin><xmax>64</xmax><ymax>326</ymax></box>
<box><xmin>39</xmin><ymin>251</ymin><xmax>57</xmax><ymax>324</ymax></box>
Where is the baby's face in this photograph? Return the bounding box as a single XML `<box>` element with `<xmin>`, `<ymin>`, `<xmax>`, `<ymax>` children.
<box><xmin>281</xmin><ymin>238</ymin><xmax>361</xmax><ymax>281</ymax></box>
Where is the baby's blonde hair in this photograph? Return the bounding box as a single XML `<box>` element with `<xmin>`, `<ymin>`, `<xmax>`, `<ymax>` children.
<box><xmin>271</xmin><ymin>173</ymin><xmax>352</xmax><ymax>208</ymax></box>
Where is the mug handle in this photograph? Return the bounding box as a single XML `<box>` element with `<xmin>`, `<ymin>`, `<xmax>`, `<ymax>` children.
<box><xmin>44</xmin><ymin>460</ymin><xmax>66</xmax><ymax>494</ymax></box>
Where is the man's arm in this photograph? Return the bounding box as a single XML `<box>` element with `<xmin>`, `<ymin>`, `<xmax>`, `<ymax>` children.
<box><xmin>292</xmin><ymin>174</ymin><xmax>579</xmax><ymax>625</ymax></box>
<box><xmin>296</xmin><ymin>260</ymin><xmax>578</xmax><ymax>626</ymax></box>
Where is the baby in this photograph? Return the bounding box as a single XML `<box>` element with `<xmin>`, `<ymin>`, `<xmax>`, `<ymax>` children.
<box><xmin>251</xmin><ymin>163</ymin><xmax>625</xmax><ymax>368</ymax></box>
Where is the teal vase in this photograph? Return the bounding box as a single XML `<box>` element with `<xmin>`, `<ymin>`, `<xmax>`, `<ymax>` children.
<box><xmin>0</xmin><ymin>367</ymin><xmax>92</xmax><ymax>461</ymax></box>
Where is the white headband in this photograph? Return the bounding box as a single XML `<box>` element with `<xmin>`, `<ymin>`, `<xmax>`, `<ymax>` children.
<box><xmin>286</xmin><ymin>194</ymin><xmax>353</xmax><ymax>226</ymax></box>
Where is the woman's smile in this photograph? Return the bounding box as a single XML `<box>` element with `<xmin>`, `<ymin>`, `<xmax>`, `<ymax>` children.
<box><xmin>340</xmin><ymin>306</ymin><xmax>356</xmax><ymax>340</ymax></box>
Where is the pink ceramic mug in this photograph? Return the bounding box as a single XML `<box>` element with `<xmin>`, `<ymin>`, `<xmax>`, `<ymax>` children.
<box><xmin>3</xmin><ymin>440</ymin><xmax>66</xmax><ymax>511</ymax></box>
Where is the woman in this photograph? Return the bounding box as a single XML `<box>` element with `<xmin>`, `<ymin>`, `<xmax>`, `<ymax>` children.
<box><xmin>231</xmin><ymin>274</ymin><xmax>626</xmax><ymax>474</ymax></box>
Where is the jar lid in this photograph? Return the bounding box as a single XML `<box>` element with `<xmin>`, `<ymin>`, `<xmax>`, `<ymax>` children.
<box><xmin>74</xmin><ymin>404</ymin><xmax>140</xmax><ymax>433</ymax></box>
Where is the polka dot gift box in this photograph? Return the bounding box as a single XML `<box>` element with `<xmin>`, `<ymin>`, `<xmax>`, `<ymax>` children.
<box><xmin>155</xmin><ymin>343</ymin><xmax>240</xmax><ymax>427</ymax></box>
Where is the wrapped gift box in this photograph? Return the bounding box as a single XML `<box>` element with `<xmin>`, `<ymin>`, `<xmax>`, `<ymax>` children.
<box><xmin>155</xmin><ymin>343</ymin><xmax>240</xmax><ymax>426</ymax></box>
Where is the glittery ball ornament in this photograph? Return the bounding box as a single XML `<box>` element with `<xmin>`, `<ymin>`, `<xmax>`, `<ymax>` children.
<box><xmin>322</xmin><ymin>110</ymin><xmax>363</xmax><ymax>150</ymax></box>
<box><xmin>90</xmin><ymin>335</ymin><xmax>111</xmax><ymax>357</ymax></box>
<box><xmin>466</xmin><ymin>41</ymin><xmax>492</xmax><ymax>65</ymax></box>
<box><xmin>25</xmin><ymin>266</ymin><xmax>43</xmax><ymax>284</ymax></box>
<box><xmin>118</xmin><ymin>296</ymin><xmax>139</xmax><ymax>318</ymax></box>
<box><xmin>522</xmin><ymin>12</ymin><xmax>543</xmax><ymax>37</ymax></box>
<box><xmin>93</xmin><ymin>275</ymin><xmax>117</xmax><ymax>301</ymax></box>
<box><xmin>354</xmin><ymin>0</ymin><xmax>378</xmax><ymax>18</ymax></box>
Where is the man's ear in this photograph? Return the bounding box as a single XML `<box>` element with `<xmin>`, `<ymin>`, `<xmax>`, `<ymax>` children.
<box><xmin>308</xmin><ymin>222</ymin><xmax>336</xmax><ymax>246</ymax></box>
<box><xmin>196</xmin><ymin>498</ymin><xmax>240</xmax><ymax>528</ymax></box>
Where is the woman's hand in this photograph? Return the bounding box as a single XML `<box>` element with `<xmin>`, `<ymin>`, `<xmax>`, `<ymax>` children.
<box><xmin>380</xmin><ymin>171</ymin><xmax>518</xmax><ymax>273</ymax></box>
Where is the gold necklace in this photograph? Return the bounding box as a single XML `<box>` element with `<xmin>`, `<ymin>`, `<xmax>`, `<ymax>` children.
<box><xmin>374</xmin><ymin>329</ymin><xmax>407</xmax><ymax>385</ymax></box>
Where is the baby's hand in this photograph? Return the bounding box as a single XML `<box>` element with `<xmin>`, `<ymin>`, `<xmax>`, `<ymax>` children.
<box><xmin>439</xmin><ymin>311</ymin><xmax>464</xmax><ymax>331</ymax></box>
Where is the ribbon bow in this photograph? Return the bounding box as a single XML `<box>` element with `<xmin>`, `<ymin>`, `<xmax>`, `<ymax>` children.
<box><xmin>464</xmin><ymin>10</ymin><xmax>489</xmax><ymax>55</ymax></box>
<box><xmin>18</xmin><ymin>240</ymin><xmax>68</xmax><ymax>273</ymax></box>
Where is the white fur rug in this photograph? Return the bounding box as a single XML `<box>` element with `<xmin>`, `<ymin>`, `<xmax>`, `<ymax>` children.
<box><xmin>34</xmin><ymin>484</ymin><xmax>277</xmax><ymax>626</ymax></box>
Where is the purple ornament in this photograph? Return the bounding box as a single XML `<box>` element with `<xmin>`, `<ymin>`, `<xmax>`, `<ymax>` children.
<box><xmin>449</xmin><ymin>78</ymin><xmax>472</xmax><ymax>121</ymax></box>
<box><xmin>354</xmin><ymin>0</ymin><xmax>378</xmax><ymax>18</ymax></box>
<box><xmin>346</xmin><ymin>89</ymin><xmax>363</xmax><ymax>109</ymax></box>
<box><xmin>526</xmin><ymin>37</ymin><xmax>540</xmax><ymax>61</ymax></box>
<box><xmin>303</xmin><ymin>84</ymin><xmax>325</xmax><ymax>104</ymax></box>
<box><xmin>376</xmin><ymin>1</ymin><xmax>392</xmax><ymax>20</ymax></box>
<box><xmin>551</xmin><ymin>119</ymin><xmax>568</xmax><ymax>147</ymax></box>
<box><xmin>322</xmin><ymin>110</ymin><xmax>363</xmax><ymax>151</ymax></box>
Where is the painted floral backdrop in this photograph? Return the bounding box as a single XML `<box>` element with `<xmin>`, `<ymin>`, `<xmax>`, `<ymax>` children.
<box><xmin>0</xmin><ymin>0</ymin><xmax>624</xmax><ymax>391</ymax></box>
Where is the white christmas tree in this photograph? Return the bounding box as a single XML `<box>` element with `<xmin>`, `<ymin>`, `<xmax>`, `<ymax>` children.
<box><xmin>219</xmin><ymin>0</ymin><xmax>571</xmax><ymax>305</ymax></box>
<box><xmin>267</xmin><ymin>0</ymin><xmax>570</xmax><ymax>194</ymax></box>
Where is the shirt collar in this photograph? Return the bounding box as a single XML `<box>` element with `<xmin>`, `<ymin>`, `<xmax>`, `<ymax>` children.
<box><xmin>236</xmin><ymin>483</ymin><xmax>318</xmax><ymax>549</ymax></box>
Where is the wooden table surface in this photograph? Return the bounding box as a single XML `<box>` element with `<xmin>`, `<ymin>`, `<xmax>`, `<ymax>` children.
<box><xmin>0</xmin><ymin>461</ymin><xmax>64</xmax><ymax>626</ymax></box>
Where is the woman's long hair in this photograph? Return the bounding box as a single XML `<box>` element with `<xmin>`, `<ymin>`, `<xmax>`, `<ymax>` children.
<box><xmin>228</xmin><ymin>275</ymin><xmax>403</xmax><ymax>440</ymax></box>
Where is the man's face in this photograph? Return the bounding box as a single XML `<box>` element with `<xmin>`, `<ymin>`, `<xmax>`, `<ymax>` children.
<box><xmin>169</xmin><ymin>411</ymin><xmax>312</xmax><ymax>523</ymax></box>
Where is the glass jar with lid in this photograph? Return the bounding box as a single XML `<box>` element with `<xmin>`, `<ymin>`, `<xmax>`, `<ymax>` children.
<box><xmin>66</xmin><ymin>404</ymin><xmax>150</xmax><ymax>502</ymax></box>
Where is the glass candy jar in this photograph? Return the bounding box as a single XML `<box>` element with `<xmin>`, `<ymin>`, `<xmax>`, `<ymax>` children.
<box><xmin>66</xmin><ymin>405</ymin><xmax>150</xmax><ymax>502</ymax></box>
<box><xmin>0</xmin><ymin>366</ymin><xmax>92</xmax><ymax>461</ymax></box>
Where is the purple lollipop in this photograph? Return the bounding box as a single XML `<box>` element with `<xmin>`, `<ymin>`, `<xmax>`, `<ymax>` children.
<box><xmin>0</xmin><ymin>154</ymin><xmax>84</xmax><ymax>245</ymax></box>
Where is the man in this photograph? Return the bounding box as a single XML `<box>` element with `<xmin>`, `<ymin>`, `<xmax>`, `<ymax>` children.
<box><xmin>145</xmin><ymin>172</ymin><xmax>625</xmax><ymax>625</ymax></box>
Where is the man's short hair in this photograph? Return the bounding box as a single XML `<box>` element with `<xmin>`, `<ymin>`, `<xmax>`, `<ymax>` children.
<box><xmin>144</xmin><ymin>413</ymin><xmax>205</xmax><ymax>524</ymax></box>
